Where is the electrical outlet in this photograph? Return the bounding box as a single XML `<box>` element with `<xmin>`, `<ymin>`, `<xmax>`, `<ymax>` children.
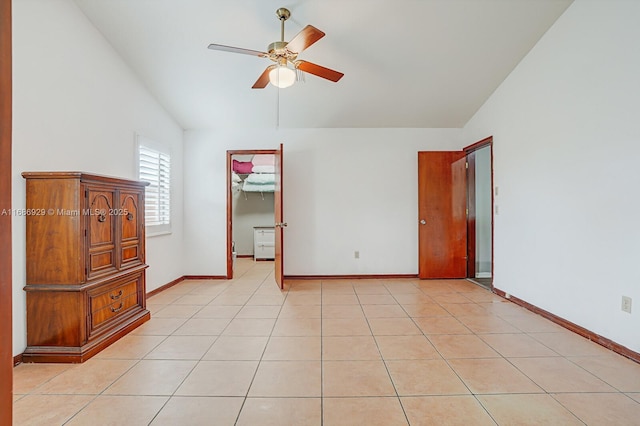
<box><xmin>354</xmin><ymin>251</ymin><xmax>360</xmax><ymax>259</ymax></box>
<box><xmin>621</xmin><ymin>296</ymin><xmax>632</xmax><ymax>313</ymax></box>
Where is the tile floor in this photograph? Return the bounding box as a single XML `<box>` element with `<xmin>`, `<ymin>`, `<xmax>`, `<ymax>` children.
<box><xmin>13</xmin><ymin>259</ymin><xmax>640</xmax><ymax>425</ymax></box>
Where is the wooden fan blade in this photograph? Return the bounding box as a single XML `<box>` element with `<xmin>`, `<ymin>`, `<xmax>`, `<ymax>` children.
<box><xmin>296</xmin><ymin>60</ymin><xmax>344</xmax><ymax>82</ymax></box>
<box><xmin>286</xmin><ymin>25</ymin><xmax>325</xmax><ymax>54</ymax></box>
<box><xmin>252</xmin><ymin>66</ymin><xmax>274</xmax><ymax>89</ymax></box>
<box><xmin>208</xmin><ymin>43</ymin><xmax>267</xmax><ymax>57</ymax></box>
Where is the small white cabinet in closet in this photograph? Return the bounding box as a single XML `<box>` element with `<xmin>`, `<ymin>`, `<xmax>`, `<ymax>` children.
<box><xmin>254</xmin><ymin>227</ymin><xmax>275</xmax><ymax>260</ymax></box>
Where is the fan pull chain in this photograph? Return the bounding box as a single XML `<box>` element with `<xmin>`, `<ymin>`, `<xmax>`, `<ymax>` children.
<box><xmin>296</xmin><ymin>68</ymin><xmax>305</xmax><ymax>83</ymax></box>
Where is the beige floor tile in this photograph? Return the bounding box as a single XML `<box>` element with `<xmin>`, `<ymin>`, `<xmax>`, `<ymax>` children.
<box><xmin>509</xmin><ymin>357</ymin><xmax>617</xmax><ymax>392</ymax></box>
<box><xmin>386</xmin><ymin>359</ymin><xmax>469</xmax><ymax>396</ymax></box>
<box><xmin>479</xmin><ymin>333</ymin><xmax>560</xmax><ymax>357</ymax></box>
<box><xmin>362</xmin><ymin>304</ymin><xmax>408</xmax><ymax>318</ymax></box>
<box><xmin>456</xmin><ymin>315</ymin><xmax>521</xmax><ymax>334</ymax></box>
<box><xmin>237</xmin><ymin>397</ymin><xmax>321</xmax><ymax>426</ymax></box>
<box><xmin>322</xmin><ymin>294</ymin><xmax>360</xmax><ymax>305</ymax></box>
<box><xmin>323</xmin><ymin>318</ymin><xmax>372</xmax><ymax>336</ymax></box>
<box><xmin>402</xmin><ymin>303</ymin><xmax>450</xmax><ymax>317</ymax></box>
<box><xmin>94</xmin><ymin>334</ymin><xmax>166</xmax><ymax>359</ymax></box>
<box><xmin>278</xmin><ymin>304</ymin><xmax>322</xmax><ymax>318</ymax></box>
<box><xmin>368</xmin><ymin>318</ymin><xmax>421</xmax><ymax>335</ymax></box>
<box><xmin>172</xmin><ymin>318</ymin><xmax>231</xmax><ymax>335</ymax></box>
<box><xmin>247</xmin><ymin>293</ymin><xmax>286</xmax><ymax>305</ymax></box>
<box><xmin>413</xmin><ymin>316</ymin><xmax>471</xmax><ymax>335</ymax></box>
<box><xmin>209</xmin><ymin>293</ymin><xmax>252</xmax><ymax>305</ymax></box>
<box><xmin>323</xmin><ymin>360</ymin><xmax>396</xmax><ymax>397</ymax></box>
<box><xmin>499</xmin><ymin>312</ymin><xmax>565</xmax><ymax>332</ymax></box>
<box><xmin>173</xmin><ymin>294</ymin><xmax>217</xmax><ymax>305</ymax></box>
<box><xmin>323</xmin><ymin>397</ymin><xmax>408</xmax><ymax>426</ymax></box>
<box><xmin>34</xmin><ymin>359</ymin><xmax>136</xmax><ymax>395</ymax></box>
<box><xmin>263</xmin><ymin>336</ymin><xmax>322</xmax><ymax>360</ymax></box>
<box><xmin>249</xmin><ymin>360</ymin><xmax>322</xmax><ymax>397</ymax></box>
<box><xmin>104</xmin><ymin>360</ymin><xmax>196</xmax><ymax>395</ymax></box>
<box><xmin>12</xmin><ymin>363</ymin><xmax>73</xmax><ymax>394</ymax></box>
<box><xmin>145</xmin><ymin>335</ymin><xmax>217</xmax><ymax>360</ymax></box>
<box><xmin>175</xmin><ymin>360</ymin><xmax>258</xmax><ymax>396</ymax></box>
<box><xmin>401</xmin><ymin>395</ymin><xmax>497</xmax><ymax>426</ymax></box>
<box><xmin>321</xmin><ymin>305</ymin><xmax>365</xmax><ymax>319</ymax></box>
<box><xmin>449</xmin><ymin>358</ymin><xmax>543</xmax><ymax>394</ymax></box>
<box><xmin>151</xmin><ymin>304</ymin><xmax>203</xmax><ymax>318</ymax></box>
<box><xmin>193</xmin><ymin>304</ymin><xmax>242</xmax><ymax>318</ymax></box>
<box><xmin>321</xmin><ymin>283</ymin><xmax>356</xmax><ymax>294</ymax></box>
<box><xmin>430</xmin><ymin>293</ymin><xmax>473</xmax><ymax>304</ymax></box>
<box><xmin>65</xmin><ymin>395</ymin><xmax>168</xmax><ymax>426</ymax></box>
<box><xmin>323</xmin><ymin>336</ymin><xmax>381</xmax><ymax>360</ymax></box>
<box><xmin>628</xmin><ymin>393</ymin><xmax>640</xmax><ymax>403</ymax></box>
<box><xmin>440</xmin><ymin>302</ymin><xmax>488</xmax><ymax>316</ymax></box>
<box><xmin>553</xmin><ymin>393</ymin><xmax>640</xmax><ymax>425</ymax></box>
<box><xmin>392</xmin><ymin>293</ymin><xmax>433</xmax><ymax>304</ymax></box>
<box><xmin>384</xmin><ymin>283</ymin><xmax>422</xmax><ymax>294</ymax></box>
<box><xmin>222</xmin><ymin>318</ymin><xmax>276</xmax><ymax>336</ymax></box>
<box><xmin>416</xmin><ymin>281</ymin><xmax>457</xmax><ymax>294</ymax></box>
<box><xmin>283</xmin><ymin>294</ymin><xmax>322</xmax><ymax>305</ymax></box>
<box><xmin>147</xmin><ymin>292</ymin><xmax>183</xmax><ymax>305</ymax></box>
<box><xmin>272</xmin><ymin>318</ymin><xmax>322</xmax><ymax>336</ymax></box>
<box><xmin>353</xmin><ymin>285</ymin><xmax>390</xmax><ymax>295</ymax></box>
<box><xmin>130</xmin><ymin>317</ymin><xmax>187</xmax><ymax>335</ymax></box>
<box><xmin>375</xmin><ymin>335</ymin><xmax>441</xmax><ymax>360</ymax></box>
<box><xmin>530</xmin><ymin>331</ymin><xmax>613</xmax><ymax>356</ymax></box>
<box><xmin>203</xmin><ymin>336</ymin><xmax>269</xmax><ymax>360</ymax></box>
<box><xmin>428</xmin><ymin>334</ymin><xmax>500</xmax><ymax>359</ymax></box>
<box><xmin>151</xmin><ymin>396</ymin><xmax>244</xmax><ymax>425</ymax></box>
<box><xmin>569</xmin><ymin>354</ymin><xmax>640</xmax><ymax>392</ymax></box>
<box><xmin>357</xmin><ymin>294</ymin><xmax>399</xmax><ymax>305</ymax></box>
<box><xmin>13</xmin><ymin>394</ymin><xmax>94</xmax><ymax>426</ymax></box>
<box><xmin>478</xmin><ymin>394</ymin><xmax>584</xmax><ymax>425</ymax></box>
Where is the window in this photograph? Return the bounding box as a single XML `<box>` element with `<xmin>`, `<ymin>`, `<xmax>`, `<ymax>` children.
<box><xmin>137</xmin><ymin>136</ymin><xmax>171</xmax><ymax>235</ymax></box>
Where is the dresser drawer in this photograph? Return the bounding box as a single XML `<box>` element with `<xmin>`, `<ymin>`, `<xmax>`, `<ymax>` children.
<box><xmin>90</xmin><ymin>281</ymin><xmax>138</xmax><ymax>313</ymax></box>
<box><xmin>91</xmin><ymin>293</ymin><xmax>139</xmax><ymax>329</ymax></box>
<box><xmin>254</xmin><ymin>227</ymin><xmax>275</xmax><ymax>260</ymax></box>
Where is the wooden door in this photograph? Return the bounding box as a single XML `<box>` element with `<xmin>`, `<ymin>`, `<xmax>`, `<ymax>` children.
<box><xmin>119</xmin><ymin>190</ymin><xmax>144</xmax><ymax>269</ymax></box>
<box><xmin>86</xmin><ymin>186</ymin><xmax>118</xmax><ymax>278</ymax></box>
<box><xmin>418</xmin><ymin>151</ymin><xmax>467</xmax><ymax>278</ymax></box>
<box><xmin>274</xmin><ymin>144</ymin><xmax>285</xmax><ymax>289</ymax></box>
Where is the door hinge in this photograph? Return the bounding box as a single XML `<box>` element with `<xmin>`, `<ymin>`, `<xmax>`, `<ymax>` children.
<box><xmin>465</xmin><ymin>162</ymin><xmax>469</xmax><ymax>169</ymax></box>
<box><xmin>466</xmin><ymin>208</ymin><xmax>469</xmax><ymax>216</ymax></box>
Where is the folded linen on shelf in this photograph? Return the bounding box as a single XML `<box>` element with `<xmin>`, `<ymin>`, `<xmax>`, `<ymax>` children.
<box><xmin>242</xmin><ymin>181</ymin><xmax>275</xmax><ymax>192</ymax></box>
<box><xmin>245</xmin><ymin>173</ymin><xmax>275</xmax><ymax>185</ymax></box>
<box><xmin>251</xmin><ymin>165</ymin><xmax>275</xmax><ymax>174</ymax></box>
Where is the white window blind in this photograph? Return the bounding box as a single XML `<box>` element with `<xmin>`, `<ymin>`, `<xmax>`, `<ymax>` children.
<box><xmin>138</xmin><ymin>144</ymin><xmax>171</xmax><ymax>229</ymax></box>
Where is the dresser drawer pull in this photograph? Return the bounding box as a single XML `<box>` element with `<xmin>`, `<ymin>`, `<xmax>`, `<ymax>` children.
<box><xmin>110</xmin><ymin>302</ymin><xmax>124</xmax><ymax>313</ymax></box>
<box><xmin>110</xmin><ymin>290</ymin><xmax>123</xmax><ymax>300</ymax></box>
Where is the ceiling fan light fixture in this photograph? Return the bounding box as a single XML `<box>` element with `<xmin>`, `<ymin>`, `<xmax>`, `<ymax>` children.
<box><xmin>269</xmin><ymin>63</ymin><xmax>296</xmax><ymax>88</ymax></box>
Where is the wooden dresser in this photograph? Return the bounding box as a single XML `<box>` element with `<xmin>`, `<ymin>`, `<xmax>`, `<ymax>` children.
<box><xmin>21</xmin><ymin>172</ymin><xmax>150</xmax><ymax>363</ymax></box>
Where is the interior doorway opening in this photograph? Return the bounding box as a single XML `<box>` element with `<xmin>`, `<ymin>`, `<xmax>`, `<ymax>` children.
<box><xmin>465</xmin><ymin>137</ymin><xmax>493</xmax><ymax>289</ymax></box>
<box><xmin>226</xmin><ymin>150</ymin><xmax>278</xmax><ymax>279</ymax></box>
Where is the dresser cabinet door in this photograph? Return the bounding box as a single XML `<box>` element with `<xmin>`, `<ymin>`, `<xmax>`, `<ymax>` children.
<box><xmin>119</xmin><ymin>190</ymin><xmax>144</xmax><ymax>268</ymax></box>
<box><xmin>85</xmin><ymin>186</ymin><xmax>117</xmax><ymax>278</ymax></box>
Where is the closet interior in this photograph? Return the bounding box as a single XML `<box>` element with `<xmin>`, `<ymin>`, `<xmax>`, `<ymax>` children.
<box><xmin>231</xmin><ymin>153</ymin><xmax>276</xmax><ymax>263</ymax></box>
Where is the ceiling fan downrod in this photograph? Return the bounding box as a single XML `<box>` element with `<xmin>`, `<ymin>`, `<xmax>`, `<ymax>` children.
<box><xmin>276</xmin><ymin>8</ymin><xmax>290</xmax><ymax>42</ymax></box>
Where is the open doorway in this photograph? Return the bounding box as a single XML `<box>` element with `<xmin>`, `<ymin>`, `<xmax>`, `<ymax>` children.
<box><xmin>465</xmin><ymin>137</ymin><xmax>493</xmax><ymax>289</ymax></box>
<box><xmin>226</xmin><ymin>150</ymin><xmax>278</xmax><ymax>279</ymax></box>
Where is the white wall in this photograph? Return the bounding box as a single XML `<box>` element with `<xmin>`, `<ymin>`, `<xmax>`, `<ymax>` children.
<box><xmin>184</xmin><ymin>128</ymin><xmax>462</xmax><ymax>276</ymax></box>
<box><xmin>12</xmin><ymin>0</ymin><xmax>184</xmax><ymax>355</ymax></box>
<box><xmin>462</xmin><ymin>0</ymin><xmax>640</xmax><ymax>352</ymax></box>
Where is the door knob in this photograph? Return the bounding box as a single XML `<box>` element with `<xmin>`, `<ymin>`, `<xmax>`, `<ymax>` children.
<box><xmin>420</xmin><ymin>219</ymin><xmax>426</xmax><ymax>225</ymax></box>
<box><xmin>275</xmin><ymin>222</ymin><xmax>288</xmax><ymax>228</ymax></box>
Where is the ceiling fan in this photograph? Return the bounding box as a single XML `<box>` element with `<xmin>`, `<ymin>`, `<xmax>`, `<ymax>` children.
<box><xmin>207</xmin><ymin>7</ymin><xmax>344</xmax><ymax>89</ymax></box>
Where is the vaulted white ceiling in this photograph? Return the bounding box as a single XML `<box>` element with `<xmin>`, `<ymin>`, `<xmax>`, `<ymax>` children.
<box><xmin>74</xmin><ymin>0</ymin><xmax>573</xmax><ymax>129</ymax></box>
